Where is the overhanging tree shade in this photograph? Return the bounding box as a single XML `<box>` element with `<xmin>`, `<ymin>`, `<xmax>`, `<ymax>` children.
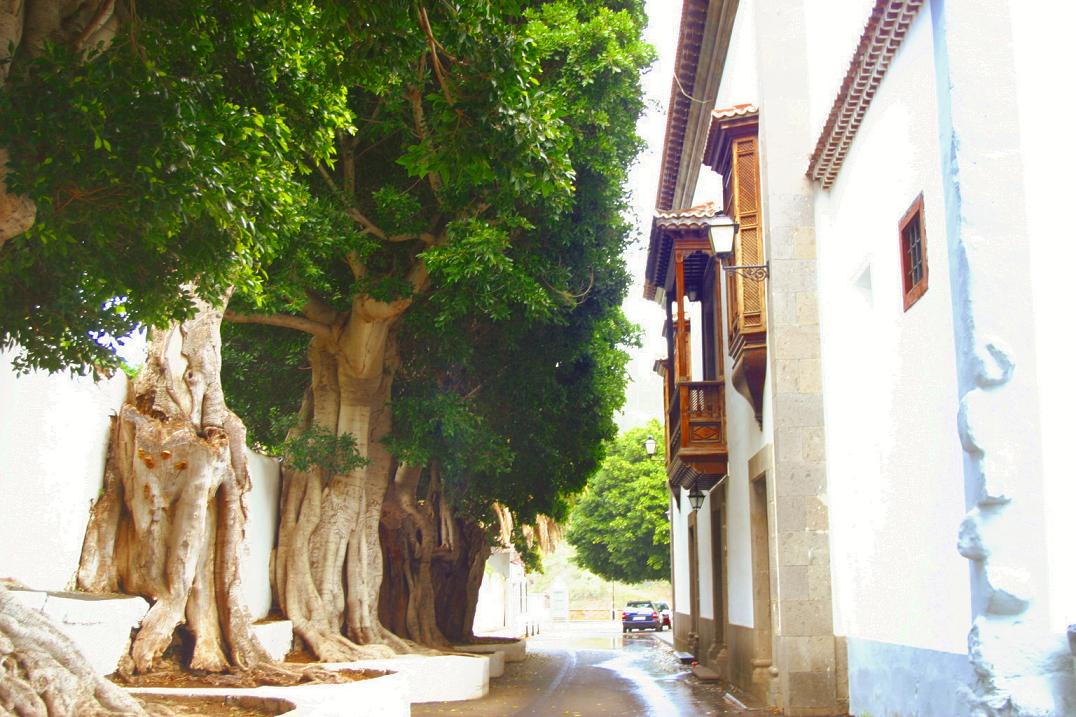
<box><xmin>567</xmin><ymin>420</ymin><xmax>671</xmax><ymax>584</ymax></box>
<box><xmin>0</xmin><ymin>0</ymin><xmax>652</xmax><ymax>694</ymax></box>
<box><xmin>0</xmin><ymin>3</ymin><xmax>359</xmax><ymax>710</ymax></box>
<box><xmin>218</xmin><ymin>0</ymin><xmax>652</xmax><ymax>658</ymax></box>
<box><xmin>0</xmin><ymin>0</ymin><xmax>353</xmax><ymax>373</ymax></box>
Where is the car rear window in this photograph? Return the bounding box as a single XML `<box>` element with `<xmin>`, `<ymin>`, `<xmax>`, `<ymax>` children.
<box><xmin>626</xmin><ymin>601</ymin><xmax>652</xmax><ymax>607</ymax></box>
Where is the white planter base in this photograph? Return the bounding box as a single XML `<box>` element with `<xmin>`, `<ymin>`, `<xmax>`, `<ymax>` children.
<box><xmin>9</xmin><ymin>589</ymin><xmax>149</xmax><ymax>676</ymax></box>
<box><xmin>455</xmin><ymin>638</ymin><xmax>527</xmax><ymax>663</ymax></box>
<box><xmin>329</xmin><ymin>654</ymin><xmax>490</xmax><ymax>703</ymax></box>
<box><xmin>127</xmin><ymin>670</ymin><xmax>409</xmax><ymax>717</ymax></box>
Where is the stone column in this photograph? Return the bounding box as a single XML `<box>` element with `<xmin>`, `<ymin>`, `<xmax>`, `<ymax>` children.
<box><xmin>751</xmin><ymin>1</ymin><xmax>842</xmax><ymax>715</ymax></box>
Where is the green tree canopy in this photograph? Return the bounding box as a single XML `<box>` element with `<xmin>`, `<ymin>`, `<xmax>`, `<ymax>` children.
<box><xmin>0</xmin><ymin>1</ymin><xmax>353</xmax><ymax>372</ymax></box>
<box><xmin>566</xmin><ymin>420</ymin><xmax>670</xmax><ymax>584</ymax></box>
<box><xmin>222</xmin><ymin>0</ymin><xmax>652</xmax><ymax>532</ymax></box>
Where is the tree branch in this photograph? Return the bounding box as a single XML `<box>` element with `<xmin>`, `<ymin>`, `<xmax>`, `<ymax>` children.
<box><xmin>338</xmin><ymin>129</ymin><xmax>356</xmax><ymax>198</ymax></box>
<box><xmin>345</xmin><ymin>250</ymin><xmax>366</xmax><ymax>280</ymax></box>
<box><xmin>357</xmin><ymin>297</ymin><xmax>411</xmax><ymax>322</ymax></box>
<box><xmin>223</xmin><ymin>310</ymin><xmax>332</xmax><ymax>339</ymax></box>
<box><xmin>75</xmin><ymin>0</ymin><xmax>116</xmax><ymax>52</ymax></box>
<box><xmin>302</xmin><ymin>292</ymin><xmax>340</xmax><ymax>326</ymax></box>
<box><xmin>407</xmin><ymin>85</ymin><xmax>445</xmax><ymax>197</ymax></box>
<box><xmin>406</xmin><ymin>257</ymin><xmax>430</xmax><ymax>296</ymax></box>
<box><xmin>345</xmin><ymin>207</ymin><xmax>388</xmax><ymax>241</ymax></box>
<box><xmin>418</xmin><ymin>7</ymin><xmax>455</xmax><ymax>106</ymax></box>
<box><xmin>316</xmin><ymin>163</ymin><xmax>342</xmax><ymax>195</ymax></box>
<box><xmin>323</xmin><ymin>163</ymin><xmax>419</xmax><ymax>245</ymax></box>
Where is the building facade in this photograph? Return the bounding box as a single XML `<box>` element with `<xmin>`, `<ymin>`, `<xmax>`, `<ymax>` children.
<box><xmin>645</xmin><ymin>1</ymin><xmax>1075</xmax><ymax>715</ymax></box>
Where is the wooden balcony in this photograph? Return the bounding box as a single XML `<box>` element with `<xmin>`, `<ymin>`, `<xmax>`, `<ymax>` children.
<box><xmin>667</xmin><ymin>380</ymin><xmax>728</xmax><ymax>489</ymax></box>
<box><xmin>705</xmin><ymin>107</ymin><xmax>767</xmax><ymax>425</ymax></box>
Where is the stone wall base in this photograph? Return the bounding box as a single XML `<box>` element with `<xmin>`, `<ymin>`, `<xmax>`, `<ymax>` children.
<box><xmin>848</xmin><ymin>637</ymin><xmax>973</xmax><ymax>717</ymax></box>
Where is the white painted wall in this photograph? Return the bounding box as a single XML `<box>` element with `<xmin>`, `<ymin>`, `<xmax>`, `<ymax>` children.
<box><xmin>809</xmin><ymin>8</ymin><xmax>970</xmax><ymax>654</ymax></box>
<box><xmin>697</xmin><ymin>493</ymin><xmax>715</xmax><ymax>619</ymax></box>
<box><xmin>723</xmin><ymin>369</ymin><xmax>765</xmax><ymax>628</ymax></box>
<box><xmin>1011</xmin><ymin>0</ymin><xmax>1076</xmax><ymax>635</ymax></box>
<box><xmin>671</xmin><ymin>484</ymin><xmax>719</xmax><ymax>621</ymax></box>
<box><xmin>688</xmin><ymin>301</ymin><xmax>704</xmax><ymax>380</ymax></box>
<box><xmin>242</xmin><ymin>451</ymin><xmax>281</xmax><ymax>621</ymax></box>
<box><xmin>474</xmin><ymin>550</ymin><xmax>510</xmax><ymax>632</ymax></box>
<box><xmin>671</xmin><ymin>492</ymin><xmax>691</xmax><ymax>615</ymax></box>
<box><xmin>0</xmin><ymin>352</ymin><xmax>127</xmax><ymax>590</ymax></box>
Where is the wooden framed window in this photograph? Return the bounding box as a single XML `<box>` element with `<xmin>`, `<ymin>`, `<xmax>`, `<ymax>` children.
<box><xmin>899</xmin><ymin>193</ymin><xmax>928</xmax><ymax>310</ymax></box>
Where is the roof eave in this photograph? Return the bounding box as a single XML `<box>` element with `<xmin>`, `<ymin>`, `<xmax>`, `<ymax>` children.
<box><xmin>646</xmin><ymin>0</ymin><xmax>740</xmax><ymax>300</ymax></box>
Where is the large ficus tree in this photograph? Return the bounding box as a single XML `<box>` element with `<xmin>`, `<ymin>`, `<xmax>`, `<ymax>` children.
<box><xmin>372</xmin><ymin>2</ymin><xmax>649</xmax><ymax>647</ymax></box>
<box><xmin>220</xmin><ymin>0</ymin><xmax>651</xmax><ymax>657</ymax></box>
<box><xmin>0</xmin><ymin>1</ymin><xmax>352</xmax><ymax>709</ymax></box>
<box><xmin>0</xmin><ymin>1</ymin><xmax>650</xmax><ymax>709</ymax></box>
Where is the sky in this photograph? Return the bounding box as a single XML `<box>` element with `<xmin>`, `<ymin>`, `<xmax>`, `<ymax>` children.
<box><xmin>615</xmin><ymin>1</ymin><xmax>684</xmax><ymax>430</ymax></box>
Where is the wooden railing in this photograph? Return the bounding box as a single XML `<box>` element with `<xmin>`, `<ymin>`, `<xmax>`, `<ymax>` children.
<box><xmin>669</xmin><ymin>385</ymin><xmax>682</xmax><ymax>457</ymax></box>
<box><xmin>668</xmin><ymin>380</ymin><xmax>725</xmax><ymax>463</ymax></box>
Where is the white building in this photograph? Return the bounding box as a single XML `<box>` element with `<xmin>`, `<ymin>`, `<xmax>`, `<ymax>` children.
<box><xmin>644</xmin><ymin>1</ymin><xmax>1075</xmax><ymax>715</ymax></box>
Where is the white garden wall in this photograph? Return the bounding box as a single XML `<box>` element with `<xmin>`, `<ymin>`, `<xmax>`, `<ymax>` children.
<box><xmin>242</xmin><ymin>450</ymin><xmax>281</xmax><ymax>621</ymax></box>
<box><xmin>473</xmin><ymin>550</ymin><xmax>510</xmax><ymax>633</ymax></box>
<box><xmin>0</xmin><ymin>352</ymin><xmax>127</xmax><ymax>590</ymax></box>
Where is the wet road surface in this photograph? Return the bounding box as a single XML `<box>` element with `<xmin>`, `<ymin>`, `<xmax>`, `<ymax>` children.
<box><xmin>414</xmin><ymin>622</ymin><xmax>761</xmax><ymax>716</ymax></box>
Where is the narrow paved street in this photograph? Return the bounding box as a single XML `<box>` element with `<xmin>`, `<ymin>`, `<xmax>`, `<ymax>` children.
<box><xmin>415</xmin><ymin>622</ymin><xmax>760</xmax><ymax>717</ymax></box>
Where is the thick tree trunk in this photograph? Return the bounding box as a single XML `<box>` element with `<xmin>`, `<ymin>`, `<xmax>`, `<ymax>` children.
<box><xmin>77</xmin><ymin>296</ymin><xmax>272</xmax><ymax>674</ymax></box>
<box><xmin>378</xmin><ymin>465</ymin><xmax>451</xmax><ymax>649</ymax></box>
<box><xmin>273</xmin><ymin>312</ymin><xmax>406</xmax><ymax>661</ymax></box>
<box><xmin>432</xmin><ymin>518</ymin><xmax>490</xmax><ymax>644</ymax></box>
<box><xmin>0</xmin><ymin>586</ymin><xmax>149</xmax><ymax>716</ymax></box>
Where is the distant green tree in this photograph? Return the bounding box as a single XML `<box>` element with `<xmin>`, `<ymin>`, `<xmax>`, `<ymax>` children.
<box><xmin>566</xmin><ymin>420</ymin><xmax>670</xmax><ymax>584</ymax></box>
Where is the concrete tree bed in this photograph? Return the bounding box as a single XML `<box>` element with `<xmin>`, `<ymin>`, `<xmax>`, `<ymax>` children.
<box><xmin>464</xmin><ymin>647</ymin><xmax>505</xmax><ymax>677</ymax></box>
<box><xmin>252</xmin><ymin>620</ymin><xmax>296</xmax><ymax>662</ymax></box>
<box><xmin>327</xmin><ymin>654</ymin><xmax>490</xmax><ymax>703</ymax></box>
<box><xmin>454</xmin><ymin>636</ymin><xmax>527</xmax><ymax>663</ymax></box>
<box><xmin>7</xmin><ymin>588</ymin><xmax>150</xmax><ymax>675</ymax></box>
<box><xmin>135</xmin><ymin>693</ymin><xmax>297</xmax><ymax>716</ymax></box>
<box><xmin>126</xmin><ymin>669</ymin><xmax>410</xmax><ymax>717</ymax></box>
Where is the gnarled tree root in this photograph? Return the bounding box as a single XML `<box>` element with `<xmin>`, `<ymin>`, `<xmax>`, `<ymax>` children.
<box><xmin>0</xmin><ymin>586</ymin><xmax>148</xmax><ymax>717</ymax></box>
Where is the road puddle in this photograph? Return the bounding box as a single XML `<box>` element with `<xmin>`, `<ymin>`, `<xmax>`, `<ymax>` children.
<box><xmin>595</xmin><ymin>652</ymin><xmax>682</xmax><ymax>715</ymax></box>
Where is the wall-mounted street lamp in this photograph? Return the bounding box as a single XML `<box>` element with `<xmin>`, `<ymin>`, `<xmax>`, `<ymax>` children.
<box><xmin>687</xmin><ymin>473</ymin><xmax>729</xmax><ymax>512</ymax></box>
<box><xmin>707</xmin><ymin>211</ymin><xmax>768</xmax><ymax>282</ymax></box>
<box><xmin>644</xmin><ymin>435</ymin><xmax>657</xmax><ymax>457</ymax></box>
<box><xmin>707</xmin><ymin>214</ymin><xmax>738</xmax><ymax>255</ymax></box>
<box><xmin>687</xmin><ymin>484</ymin><xmax>706</xmax><ymax>511</ymax></box>
<box><xmin>722</xmin><ymin>263</ymin><xmax>770</xmax><ymax>281</ymax></box>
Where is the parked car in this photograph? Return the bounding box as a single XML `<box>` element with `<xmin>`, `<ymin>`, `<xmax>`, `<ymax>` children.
<box><xmin>621</xmin><ymin>600</ymin><xmax>661</xmax><ymax>632</ymax></box>
<box><xmin>654</xmin><ymin>601</ymin><xmax>671</xmax><ymax>630</ymax></box>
